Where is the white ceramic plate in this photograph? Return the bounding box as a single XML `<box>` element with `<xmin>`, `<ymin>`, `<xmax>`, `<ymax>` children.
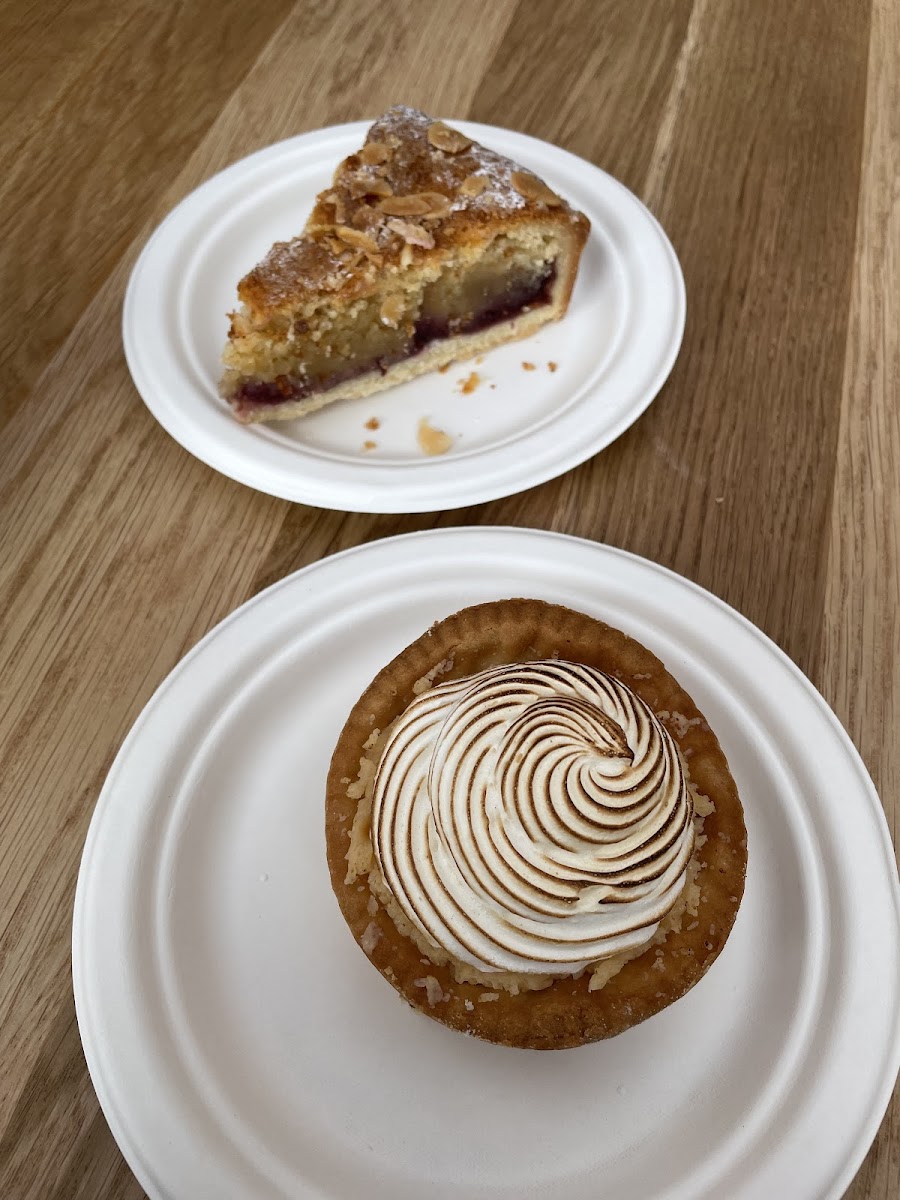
<box><xmin>73</xmin><ymin>528</ymin><xmax>900</xmax><ymax>1200</ymax></box>
<box><xmin>123</xmin><ymin>121</ymin><xmax>684</xmax><ymax>512</ymax></box>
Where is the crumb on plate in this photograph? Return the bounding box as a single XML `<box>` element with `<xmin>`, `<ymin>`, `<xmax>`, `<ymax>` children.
<box><xmin>417</xmin><ymin>418</ymin><xmax>453</xmax><ymax>456</ymax></box>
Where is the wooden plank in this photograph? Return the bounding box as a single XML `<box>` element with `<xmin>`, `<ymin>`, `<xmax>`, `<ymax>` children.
<box><xmin>0</xmin><ymin>0</ymin><xmax>294</xmax><ymax>423</ymax></box>
<box><xmin>822</xmin><ymin>0</ymin><xmax>900</xmax><ymax>1193</ymax></box>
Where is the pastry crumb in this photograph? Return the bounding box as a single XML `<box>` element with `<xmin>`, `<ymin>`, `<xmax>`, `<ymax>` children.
<box><xmin>458</xmin><ymin>371</ymin><xmax>480</xmax><ymax>394</ymax></box>
<box><xmin>548</xmin><ymin>361</ymin><xmax>558</xmax><ymax>372</ymax></box>
<box><xmin>365</xmin><ymin>416</ymin><xmax>380</xmax><ymax>430</ymax></box>
<box><xmin>412</xmin><ymin>656</ymin><xmax>455</xmax><ymax>694</ymax></box>
<box><xmin>438</xmin><ymin>362</ymin><xmax>451</xmax><ymax>374</ymax></box>
<box><xmin>693</xmin><ymin>792</ymin><xmax>716</xmax><ymax>817</ymax></box>
<box><xmin>464</xmin><ymin>998</ymin><xmax>475</xmax><ymax>1011</ymax></box>
<box><xmin>361</xmin><ymin>922</ymin><xmax>382</xmax><ymax>954</ymax></box>
<box><xmin>522</xmin><ymin>361</ymin><xmax>536</xmax><ymax>371</ymax></box>
<box><xmin>657</xmin><ymin>709</ymin><xmax>710</xmax><ymax>739</ymax></box>
<box><xmin>417</xmin><ymin>417</ymin><xmax>453</xmax><ymax>456</ymax></box>
<box><xmin>414</xmin><ymin>975</ymin><xmax>448</xmax><ymax>1006</ymax></box>
<box><xmin>363</xmin><ymin>439</ymin><xmax>377</xmax><ymax>451</ymax></box>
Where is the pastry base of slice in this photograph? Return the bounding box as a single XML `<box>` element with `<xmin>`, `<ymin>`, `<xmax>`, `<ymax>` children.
<box><xmin>325</xmin><ymin>599</ymin><xmax>748</xmax><ymax>1050</ymax></box>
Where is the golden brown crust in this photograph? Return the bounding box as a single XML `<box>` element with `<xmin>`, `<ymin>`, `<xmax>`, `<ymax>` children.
<box><xmin>326</xmin><ymin>599</ymin><xmax>747</xmax><ymax>1050</ymax></box>
<box><xmin>235</xmin><ymin>107</ymin><xmax>590</xmax><ymax>319</ymax></box>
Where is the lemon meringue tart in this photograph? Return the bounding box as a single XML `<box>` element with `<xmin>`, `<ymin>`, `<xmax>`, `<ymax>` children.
<box><xmin>221</xmin><ymin>107</ymin><xmax>589</xmax><ymax>424</ymax></box>
<box><xmin>326</xmin><ymin>600</ymin><xmax>747</xmax><ymax>1049</ymax></box>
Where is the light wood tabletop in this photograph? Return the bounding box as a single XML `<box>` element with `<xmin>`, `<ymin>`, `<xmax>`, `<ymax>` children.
<box><xmin>2</xmin><ymin>1</ymin><xmax>898</xmax><ymax>1196</ymax></box>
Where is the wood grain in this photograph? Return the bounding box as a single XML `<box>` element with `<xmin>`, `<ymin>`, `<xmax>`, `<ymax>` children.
<box><xmin>0</xmin><ymin>0</ymin><xmax>897</xmax><ymax>1196</ymax></box>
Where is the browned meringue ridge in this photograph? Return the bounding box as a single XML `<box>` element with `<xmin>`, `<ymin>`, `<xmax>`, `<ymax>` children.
<box><xmin>326</xmin><ymin>599</ymin><xmax>747</xmax><ymax>1049</ymax></box>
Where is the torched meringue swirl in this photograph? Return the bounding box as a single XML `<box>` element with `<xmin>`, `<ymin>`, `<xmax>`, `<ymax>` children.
<box><xmin>372</xmin><ymin>661</ymin><xmax>695</xmax><ymax>976</ymax></box>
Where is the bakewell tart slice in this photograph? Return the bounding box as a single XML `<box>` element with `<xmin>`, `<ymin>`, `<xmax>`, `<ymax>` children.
<box><xmin>221</xmin><ymin>107</ymin><xmax>590</xmax><ymax>424</ymax></box>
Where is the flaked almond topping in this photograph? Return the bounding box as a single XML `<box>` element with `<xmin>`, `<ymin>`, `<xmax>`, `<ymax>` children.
<box><xmin>459</xmin><ymin>174</ymin><xmax>489</xmax><ymax>197</ymax></box>
<box><xmin>322</xmin><ymin>191</ymin><xmax>348</xmax><ymax>225</ymax></box>
<box><xmin>427</xmin><ymin>121</ymin><xmax>472</xmax><ymax>153</ymax></box>
<box><xmin>510</xmin><ymin>170</ymin><xmax>562</xmax><ymax>206</ymax></box>
<box><xmin>417</xmin><ymin>191</ymin><xmax>452</xmax><ymax>218</ymax></box>
<box><xmin>378</xmin><ymin>194</ymin><xmax>432</xmax><ymax>217</ymax></box>
<box><xmin>399</xmin><ymin>243</ymin><xmax>414</xmax><ymax>269</ymax></box>
<box><xmin>359</xmin><ymin>141</ymin><xmax>393</xmax><ymax>165</ymax></box>
<box><xmin>386</xmin><ymin>218</ymin><xmax>435</xmax><ymax>249</ymax></box>
<box><xmin>349</xmin><ymin>176</ymin><xmax>393</xmax><ymax>199</ymax></box>
<box><xmin>334</xmin><ymin>225</ymin><xmax>381</xmax><ymax>253</ymax></box>
<box><xmin>379</xmin><ymin>293</ymin><xmax>405</xmax><ymax>328</ymax></box>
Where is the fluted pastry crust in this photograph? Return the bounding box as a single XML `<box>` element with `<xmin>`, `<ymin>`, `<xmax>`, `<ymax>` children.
<box><xmin>326</xmin><ymin>599</ymin><xmax>747</xmax><ymax>1049</ymax></box>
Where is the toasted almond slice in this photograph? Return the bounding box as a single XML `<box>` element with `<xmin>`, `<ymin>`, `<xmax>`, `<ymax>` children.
<box><xmin>320</xmin><ymin>191</ymin><xmax>348</xmax><ymax>224</ymax></box>
<box><xmin>349</xmin><ymin>176</ymin><xmax>394</xmax><ymax>199</ymax></box>
<box><xmin>386</xmin><ymin>218</ymin><xmax>435</xmax><ymax>249</ymax></box>
<box><xmin>510</xmin><ymin>170</ymin><xmax>562</xmax><ymax>207</ymax></box>
<box><xmin>427</xmin><ymin>121</ymin><xmax>472</xmax><ymax>153</ymax></box>
<box><xmin>459</xmin><ymin>174</ymin><xmax>488</xmax><ymax>197</ymax></box>
<box><xmin>417</xmin><ymin>191</ymin><xmax>452</xmax><ymax>218</ymax></box>
<box><xmin>378</xmin><ymin>194</ymin><xmax>432</xmax><ymax>217</ymax></box>
<box><xmin>322</xmin><ymin>234</ymin><xmax>345</xmax><ymax>255</ymax></box>
<box><xmin>334</xmin><ymin>225</ymin><xmax>381</xmax><ymax>253</ymax></box>
<box><xmin>359</xmin><ymin>141</ymin><xmax>393</xmax><ymax>165</ymax></box>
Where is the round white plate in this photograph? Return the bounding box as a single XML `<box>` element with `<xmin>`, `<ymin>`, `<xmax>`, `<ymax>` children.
<box><xmin>73</xmin><ymin>528</ymin><xmax>900</xmax><ymax>1200</ymax></box>
<box><xmin>123</xmin><ymin>121</ymin><xmax>685</xmax><ymax>512</ymax></box>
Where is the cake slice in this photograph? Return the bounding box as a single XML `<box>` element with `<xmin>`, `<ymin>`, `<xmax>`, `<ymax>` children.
<box><xmin>221</xmin><ymin>107</ymin><xmax>590</xmax><ymax>423</ymax></box>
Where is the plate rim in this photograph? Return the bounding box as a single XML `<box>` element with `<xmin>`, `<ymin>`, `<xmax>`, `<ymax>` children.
<box><xmin>73</xmin><ymin>526</ymin><xmax>900</xmax><ymax>1200</ymax></box>
<box><xmin>122</xmin><ymin>119</ymin><xmax>686</xmax><ymax>512</ymax></box>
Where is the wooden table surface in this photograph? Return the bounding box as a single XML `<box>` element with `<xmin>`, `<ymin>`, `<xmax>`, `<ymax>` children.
<box><xmin>2</xmin><ymin>0</ymin><xmax>898</xmax><ymax>1196</ymax></box>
